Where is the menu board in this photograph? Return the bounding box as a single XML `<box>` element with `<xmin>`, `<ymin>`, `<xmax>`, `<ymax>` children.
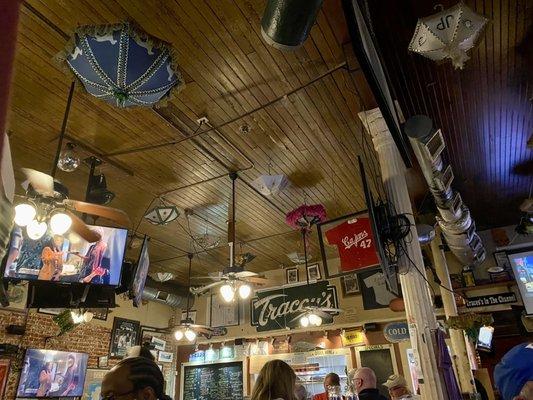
<box><xmin>182</xmin><ymin>361</ymin><xmax>244</xmax><ymax>400</ymax></box>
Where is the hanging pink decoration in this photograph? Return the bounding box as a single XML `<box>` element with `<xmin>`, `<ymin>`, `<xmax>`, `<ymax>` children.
<box><xmin>285</xmin><ymin>204</ymin><xmax>326</xmax><ymax>231</ymax></box>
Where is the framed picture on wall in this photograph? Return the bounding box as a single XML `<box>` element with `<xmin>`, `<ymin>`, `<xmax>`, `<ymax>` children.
<box><xmin>109</xmin><ymin>317</ymin><xmax>141</xmax><ymax>358</ymax></box>
<box><xmin>151</xmin><ymin>336</ymin><xmax>166</xmax><ymax>351</ymax></box>
<box><xmin>317</xmin><ymin>211</ymin><xmax>380</xmax><ymax>278</ymax></box>
<box><xmin>306</xmin><ymin>263</ymin><xmax>322</xmax><ymax>282</ymax></box>
<box><xmin>82</xmin><ymin>368</ymin><xmax>108</xmax><ymax>400</ymax></box>
<box><xmin>98</xmin><ymin>356</ymin><xmax>108</xmax><ymax>368</ymax></box>
<box><xmin>0</xmin><ymin>359</ymin><xmax>10</xmax><ymax>399</ymax></box>
<box><xmin>358</xmin><ymin>268</ymin><xmax>398</xmax><ymax>310</ymax></box>
<box><xmin>158</xmin><ymin>351</ymin><xmax>174</xmax><ymax>363</ymax></box>
<box><xmin>286</xmin><ymin>267</ymin><xmax>299</xmax><ymax>284</ymax></box>
<box><xmin>341</xmin><ymin>273</ymin><xmax>360</xmax><ymax>296</ymax></box>
<box><xmin>210</xmin><ymin>294</ymin><xmax>239</xmax><ymax>327</ymax></box>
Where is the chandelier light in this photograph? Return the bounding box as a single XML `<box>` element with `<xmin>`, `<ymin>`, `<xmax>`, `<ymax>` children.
<box><xmin>49</xmin><ymin>212</ymin><xmax>73</xmax><ymax>235</ymax></box>
<box><xmin>184</xmin><ymin>329</ymin><xmax>197</xmax><ymax>342</ymax></box>
<box><xmin>14</xmin><ymin>203</ymin><xmax>36</xmax><ymax>227</ymax></box>
<box><xmin>57</xmin><ymin>143</ymin><xmax>80</xmax><ymax>172</ymax></box>
<box><xmin>220</xmin><ymin>283</ymin><xmax>235</xmax><ymax>303</ymax></box>
<box><xmin>26</xmin><ymin>219</ymin><xmax>47</xmax><ymax>240</ymax></box>
<box><xmin>174</xmin><ymin>330</ymin><xmax>184</xmax><ymax>341</ymax></box>
<box><xmin>238</xmin><ymin>283</ymin><xmax>252</xmax><ymax>300</ymax></box>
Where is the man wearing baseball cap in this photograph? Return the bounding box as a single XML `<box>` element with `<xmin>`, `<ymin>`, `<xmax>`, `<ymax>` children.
<box><xmin>383</xmin><ymin>374</ymin><xmax>418</xmax><ymax>399</ymax></box>
<box><xmin>494</xmin><ymin>342</ymin><xmax>533</xmax><ymax>400</ymax></box>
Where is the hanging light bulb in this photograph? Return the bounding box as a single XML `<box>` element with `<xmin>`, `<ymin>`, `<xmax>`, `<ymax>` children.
<box><xmin>184</xmin><ymin>329</ymin><xmax>197</xmax><ymax>342</ymax></box>
<box><xmin>238</xmin><ymin>283</ymin><xmax>252</xmax><ymax>299</ymax></box>
<box><xmin>308</xmin><ymin>313</ymin><xmax>322</xmax><ymax>326</ymax></box>
<box><xmin>50</xmin><ymin>212</ymin><xmax>72</xmax><ymax>235</ymax></box>
<box><xmin>14</xmin><ymin>203</ymin><xmax>36</xmax><ymax>227</ymax></box>
<box><xmin>26</xmin><ymin>219</ymin><xmax>47</xmax><ymax>240</ymax></box>
<box><xmin>300</xmin><ymin>315</ymin><xmax>310</xmax><ymax>328</ymax></box>
<box><xmin>174</xmin><ymin>330</ymin><xmax>184</xmax><ymax>341</ymax></box>
<box><xmin>220</xmin><ymin>283</ymin><xmax>235</xmax><ymax>303</ymax></box>
<box><xmin>83</xmin><ymin>311</ymin><xmax>94</xmax><ymax>323</ymax></box>
<box><xmin>57</xmin><ymin>143</ymin><xmax>80</xmax><ymax>172</ymax></box>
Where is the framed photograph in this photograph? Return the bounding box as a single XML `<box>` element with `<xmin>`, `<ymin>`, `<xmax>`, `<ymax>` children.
<box><xmin>98</xmin><ymin>356</ymin><xmax>108</xmax><ymax>368</ymax></box>
<box><xmin>181</xmin><ymin>310</ymin><xmax>196</xmax><ymax>323</ymax></box>
<box><xmin>317</xmin><ymin>211</ymin><xmax>380</xmax><ymax>278</ymax></box>
<box><xmin>151</xmin><ymin>336</ymin><xmax>166</xmax><ymax>351</ymax></box>
<box><xmin>158</xmin><ymin>351</ymin><xmax>174</xmax><ymax>363</ymax></box>
<box><xmin>82</xmin><ymin>368</ymin><xmax>108</xmax><ymax>400</ymax></box>
<box><xmin>286</xmin><ymin>267</ymin><xmax>299</xmax><ymax>284</ymax></box>
<box><xmin>210</xmin><ymin>294</ymin><xmax>239</xmax><ymax>328</ymax></box>
<box><xmin>0</xmin><ymin>359</ymin><xmax>10</xmax><ymax>398</ymax></box>
<box><xmin>341</xmin><ymin>273</ymin><xmax>360</xmax><ymax>296</ymax></box>
<box><xmin>109</xmin><ymin>317</ymin><xmax>141</xmax><ymax>358</ymax></box>
<box><xmin>358</xmin><ymin>268</ymin><xmax>398</xmax><ymax>310</ymax></box>
<box><xmin>306</xmin><ymin>263</ymin><xmax>321</xmax><ymax>282</ymax></box>
<box><xmin>493</xmin><ymin>251</ymin><xmax>511</xmax><ymax>270</ymax></box>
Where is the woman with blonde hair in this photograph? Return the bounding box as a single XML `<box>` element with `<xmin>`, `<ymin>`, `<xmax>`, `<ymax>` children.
<box><xmin>251</xmin><ymin>359</ymin><xmax>297</xmax><ymax>400</ymax></box>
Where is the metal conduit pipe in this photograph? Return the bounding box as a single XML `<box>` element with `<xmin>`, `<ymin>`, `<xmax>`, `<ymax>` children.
<box><xmin>141</xmin><ymin>277</ymin><xmax>191</xmax><ymax>309</ymax></box>
<box><xmin>404</xmin><ymin>115</ymin><xmax>486</xmax><ymax>266</ymax></box>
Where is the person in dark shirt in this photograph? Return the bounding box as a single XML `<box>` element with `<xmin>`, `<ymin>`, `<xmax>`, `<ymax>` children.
<box><xmin>351</xmin><ymin>367</ymin><xmax>387</xmax><ymax>400</ymax></box>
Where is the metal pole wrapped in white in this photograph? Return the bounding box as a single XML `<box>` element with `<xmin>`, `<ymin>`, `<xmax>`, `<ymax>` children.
<box><xmin>430</xmin><ymin>229</ymin><xmax>477</xmax><ymax>394</ymax></box>
<box><xmin>359</xmin><ymin>108</ymin><xmax>446</xmax><ymax>399</ymax></box>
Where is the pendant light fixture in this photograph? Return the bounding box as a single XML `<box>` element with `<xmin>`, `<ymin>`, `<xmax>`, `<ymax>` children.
<box><xmin>144</xmin><ymin>198</ymin><xmax>180</xmax><ymax>226</ymax></box>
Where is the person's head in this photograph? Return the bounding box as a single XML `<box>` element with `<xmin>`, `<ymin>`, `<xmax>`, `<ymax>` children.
<box><xmin>494</xmin><ymin>342</ymin><xmax>533</xmax><ymax>400</ymax></box>
<box><xmin>323</xmin><ymin>372</ymin><xmax>341</xmax><ymax>392</ymax></box>
<box><xmin>383</xmin><ymin>374</ymin><xmax>410</xmax><ymax>399</ymax></box>
<box><xmin>352</xmin><ymin>367</ymin><xmax>377</xmax><ymax>394</ymax></box>
<box><xmin>251</xmin><ymin>359</ymin><xmax>296</xmax><ymax>400</ymax></box>
<box><xmin>101</xmin><ymin>356</ymin><xmax>171</xmax><ymax>400</ymax></box>
<box><xmin>67</xmin><ymin>354</ymin><xmax>76</xmax><ymax>368</ymax></box>
<box><xmin>294</xmin><ymin>383</ymin><xmax>308</xmax><ymax>400</ymax></box>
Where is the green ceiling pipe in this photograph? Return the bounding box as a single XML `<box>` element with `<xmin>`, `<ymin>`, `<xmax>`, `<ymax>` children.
<box><xmin>261</xmin><ymin>0</ymin><xmax>324</xmax><ymax>51</ymax></box>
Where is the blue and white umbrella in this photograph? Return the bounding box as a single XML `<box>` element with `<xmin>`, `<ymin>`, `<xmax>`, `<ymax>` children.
<box><xmin>59</xmin><ymin>21</ymin><xmax>184</xmax><ymax>107</ymax></box>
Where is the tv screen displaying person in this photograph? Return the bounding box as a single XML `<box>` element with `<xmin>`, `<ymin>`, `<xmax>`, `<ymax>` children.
<box><xmin>38</xmin><ymin>234</ymin><xmax>65</xmax><ymax>281</ymax></box>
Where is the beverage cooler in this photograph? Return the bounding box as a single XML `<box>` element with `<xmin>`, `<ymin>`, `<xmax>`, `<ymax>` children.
<box><xmin>248</xmin><ymin>348</ymin><xmax>353</xmax><ymax>397</ymax></box>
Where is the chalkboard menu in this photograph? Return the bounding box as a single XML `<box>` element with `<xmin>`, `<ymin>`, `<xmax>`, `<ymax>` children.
<box><xmin>182</xmin><ymin>361</ymin><xmax>244</xmax><ymax>400</ymax></box>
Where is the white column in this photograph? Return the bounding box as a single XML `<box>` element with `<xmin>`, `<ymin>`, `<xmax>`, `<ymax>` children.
<box><xmin>359</xmin><ymin>108</ymin><xmax>446</xmax><ymax>399</ymax></box>
<box><xmin>430</xmin><ymin>230</ymin><xmax>476</xmax><ymax>394</ymax></box>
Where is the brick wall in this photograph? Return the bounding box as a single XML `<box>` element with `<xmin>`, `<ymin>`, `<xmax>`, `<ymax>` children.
<box><xmin>0</xmin><ymin>310</ymin><xmax>177</xmax><ymax>400</ymax></box>
<box><xmin>0</xmin><ymin>310</ymin><xmax>112</xmax><ymax>399</ymax></box>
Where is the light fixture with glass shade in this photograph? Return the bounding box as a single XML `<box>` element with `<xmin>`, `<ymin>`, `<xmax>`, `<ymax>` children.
<box><xmin>144</xmin><ymin>199</ymin><xmax>180</xmax><ymax>226</ymax></box>
<box><xmin>238</xmin><ymin>283</ymin><xmax>252</xmax><ymax>299</ymax></box>
<box><xmin>14</xmin><ymin>203</ymin><xmax>36</xmax><ymax>227</ymax></box>
<box><xmin>174</xmin><ymin>330</ymin><xmax>184</xmax><ymax>341</ymax></box>
<box><xmin>220</xmin><ymin>283</ymin><xmax>235</xmax><ymax>303</ymax></box>
<box><xmin>49</xmin><ymin>212</ymin><xmax>73</xmax><ymax>235</ymax></box>
<box><xmin>26</xmin><ymin>219</ymin><xmax>47</xmax><ymax>240</ymax></box>
<box><xmin>184</xmin><ymin>329</ymin><xmax>197</xmax><ymax>342</ymax></box>
<box><xmin>57</xmin><ymin>142</ymin><xmax>80</xmax><ymax>172</ymax></box>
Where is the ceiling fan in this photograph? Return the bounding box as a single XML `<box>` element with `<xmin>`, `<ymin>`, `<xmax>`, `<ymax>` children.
<box><xmin>290</xmin><ymin>305</ymin><xmax>343</xmax><ymax>328</ymax></box>
<box><xmin>158</xmin><ymin>254</ymin><xmax>213</xmax><ymax>342</ymax></box>
<box><xmin>190</xmin><ymin>172</ymin><xmax>268</xmax><ymax>302</ymax></box>
<box><xmin>13</xmin><ymin>168</ymin><xmax>130</xmax><ymax>242</ymax></box>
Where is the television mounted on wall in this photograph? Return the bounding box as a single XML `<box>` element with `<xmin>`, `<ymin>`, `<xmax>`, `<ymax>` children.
<box><xmin>3</xmin><ymin>224</ymin><xmax>127</xmax><ymax>286</ymax></box>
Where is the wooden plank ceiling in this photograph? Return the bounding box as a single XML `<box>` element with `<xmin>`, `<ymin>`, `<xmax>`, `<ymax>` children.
<box><xmin>366</xmin><ymin>0</ymin><xmax>533</xmax><ymax>229</ymax></box>
<box><xmin>9</xmin><ymin>0</ymin><xmax>382</xmax><ymax>283</ymax></box>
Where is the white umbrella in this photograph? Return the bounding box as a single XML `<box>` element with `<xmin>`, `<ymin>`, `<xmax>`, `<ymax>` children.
<box><xmin>251</xmin><ymin>174</ymin><xmax>289</xmax><ymax>196</ymax></box>
<box><xmin>408</xmin><ymin>2</ymin><xmax>489</xmax><ymax>69</ymax></box>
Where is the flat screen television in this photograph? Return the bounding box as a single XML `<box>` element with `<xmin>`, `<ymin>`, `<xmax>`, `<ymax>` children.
<box><xmin>3</xmin><ymin>224</ymin><xmax>128</xmax><ymax>286</ymax></box>
<box><xmin>16</xmin><ymin>349</ymin><xmax>88</xmax><ymax>398</ymax></box>
<box><xmin>507</xmin><ymin>248</ymin><xmax>533</xmax><ymax>315</ymax></box>
<box><xmin>130</xmin><ymin>237</ymin><xmax>150</xmax><ymax>307</ymax></box>
<box><xmin>476</xmin><ymin>325</ymin><xmax>494</xmax><ymax>352</ymax></box>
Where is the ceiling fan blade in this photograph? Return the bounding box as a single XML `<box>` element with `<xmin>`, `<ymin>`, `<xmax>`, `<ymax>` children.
<box><xmin>234</xmin><ymin>271</ymin><xmax>258</xmax><ymax>278</ymax></box>
<box><xmin>189</xmin><ymin>324</ymin><xmax>213</xmax><ymax>330</ymax></box>
<box><xmin>191</xmin><ymin>281</ymin><xmax>224</xmax><ymax>294</ymax></box>
<box><xmin>64</xmin><ymin>199</ymin><xmax>130</xmax><ymax>226</ymax></box>
<box><xmin>67</xmin><ymin>212</ymin><xmax>102</xmax><ymax>242</ymax></box>
<box><xmin>21</xmin><ymin>168</ymin><xmax>54</xmax><ymax>196</ymax></box>
<box><xmin>317</xmin><ymin>307</ymin><xmax>343</xmax><ymax>313</ymax></box>
<box><xmin>190</xmin><ymin>276</ymin><xmax>224</xmax><ymax>281</ymax></box>
<box><xmin>289</xmin><ymin>313</ymin><xmax>304</xmax><ymax>324</ymax></box>
<box><xmin>243</xmin><ymin>276</ymin><xmax>268</xmax><ymax>285</ymax></box>
<box><xmin>315</xmin><ymin>310</ymin><xmax>331</xmax><ymax>319</ymax></box>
